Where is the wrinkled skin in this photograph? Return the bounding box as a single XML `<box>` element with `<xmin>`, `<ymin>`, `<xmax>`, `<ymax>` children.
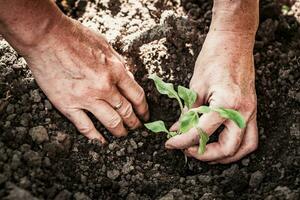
<box><xmin>24</xmin><ymin>17</ymin><xmax>149</xmax><ymax>143</ymax></box>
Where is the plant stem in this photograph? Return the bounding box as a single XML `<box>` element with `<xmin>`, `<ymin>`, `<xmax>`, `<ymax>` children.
<box><xmin>176</xmin><ymin>97</ymin><xmax>184</xmax><ymax>113</ymax></box>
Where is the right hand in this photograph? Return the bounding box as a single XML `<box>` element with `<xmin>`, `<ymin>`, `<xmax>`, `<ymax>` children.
<box><xmin>23</xmin><ymin>16</ymin><xmax>149</xmax><ymax>143</ymax></box>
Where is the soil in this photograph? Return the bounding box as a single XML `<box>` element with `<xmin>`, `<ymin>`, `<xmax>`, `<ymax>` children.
<box><xmin>0</xmin><ymin>0</ymin><xmax>299</xmax><ymax>199</ymax></box>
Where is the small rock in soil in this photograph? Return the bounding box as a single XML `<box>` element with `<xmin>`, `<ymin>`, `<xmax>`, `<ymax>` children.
<box><xmin>249</xmin><ymin>170</ymin><xmax>265</xmax><ymax>188</ymax></box>
<box><xmin>242</xmin><ymin>158</ymin><xmax>250</xmax><ymax>166</ymax></box>
<box><xmin>126</xmin><ymin>192</ymin><xmax>139</xmax><ymax>200</ymax></box>
<box><xmin>11</xmin><ymin>153</ymin><xmax>21</xmax><ymax>170</ymax></box>
<box><xmin>274</xmin><ymin>186</ymin><xmax>299</xmax><ymax>199</ymax></box>
<box><xmin>199</xmin><ymin>193</ymin><xmax>214</xmax><ymax>200</ymax></box>
<box><xmin>0</xmin><ymin>173</ymin><xmax>7</xmax><ymax>185</ymax></box>
<box><xmin>168</xmin><ymin>188</ymin><xmax>183</xmax><ymax>198</ymax></box>
<box><xmin>23</xmin><ymin>150</ymin><xmax>42</xmax><ymax>167</ymax></box>
<box><xmin>19</xmin><ymin>176</ymin><xmax>31</xmax><ymax>189</ymax></box>
<box><xmin>159</xmin><ymin>193</ymin><xmax>174</xmax><ymax>200</ymax></box>
<box><xmin>44</xmin><ymin>99</ymin><xmax>52</xmax><ymax>110</ymax></box>
<box><xmin>5</xmin><ymin>184</ymin><xmax>38</xmax><ymax>200</ymax></box>
<box><xmin>29</xmin><ymin>126</ymin><xmax>49</xmax><ymax>144</ymax></box>
<box><xmin>74</xmin><ymin>192</ymin><xmax>91</xmax><ymax>200</ymax></box>
<box><xmin>54</xmin><ymin>190</ymin><xmax>72</xmax><ymax>200</ymax></box>
<box><xmin>107</xmin><ymin>169</ymin><xmax>120</xmax><ymax>180</ymax></box>
<box><xmin>129</xmin><ymin>139</ymin><xmax>138</xmax><ymax>149</ymax></box>
<box><xmin>198</xmin><ymin>175</ymin><xmax>212</xmax><ymax>184</ymax></box>
<box><xmin>122</xmin><ymin>161</ymin><xmax>134</xmax><ymax>174</ymax></box>
<box><xmin>30</xmin><ymin>89</ymin><xmax>41</xmax><ymax>103</ymax></box>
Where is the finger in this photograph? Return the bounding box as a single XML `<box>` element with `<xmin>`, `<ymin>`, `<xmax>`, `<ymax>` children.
<box><xmin>184</xmin><ymin>120</ymin><xmax>245</xmax><ymax>161</ymax></box>
<box><xmin>212</xmin><ymin>118</ymin><xmax>258</xmax><ymax>164</ymax></box>
<box><xmin>169</xmin><ymin>121</ymin><xmax>179</xmax><ymax>131</ymax></box>
<box><xmin>117</xmin><ymin>72</ymin><xmax>149</xmax><ymax>121</ymax></box>
<box><xmin>126</xmin><ymin>70</ymin><xmax>135</xmax><ymax>80</ymax></box>
<box><xmin>104</xmin><ymin>87</ymin><xmax>141</xmax><ymax>130</ymax></box>
<box><xmin>165</xmin><ymin>111</ymin><xmax>225</xmax><ymax>149</ymax></box>
<box><xmin>65</xmin><ymin>109</ymin><xmax>106</xmax><ymax>143</ymax></box>
<box><xmin>88</xmin><ymin>100</ymin><xmax>128</xmax><ymax>137</ymax></box>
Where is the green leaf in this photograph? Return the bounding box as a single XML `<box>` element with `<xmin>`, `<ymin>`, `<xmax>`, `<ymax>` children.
<box><xmin>179</xmin><ymin>111</ymin><xmax>199</xmax><ymax>133</ymax></box>
<box><xmin>145</xmin><ymin>121</ymin><xmax>169</xmax><ymax>133</ymax></box>
<box><xmin>198</xmin><ymin>129</ymin><xmax>209</xmax><ymax>155</ymax></box>
<box><xmin>212</xmin><ymin>108</ymin><xmax>246</xmax><ymax>128</ymax></box>
<box><xmin>149</xmin><ymin>74</ymin><xmax>183</xmax><ymax>110</ymax></box>
<box><xmin>167</xmin><ymin>131</ymin><xmax>178</xmax><ymax>138</ymax></box>
<box><xmin>282</xmin><ymin>5</ymin><xmax>290</xmax><ymax>13</ymax></box>
<box><xmin>149</xmin><ymin>74</ymin><xmax>178</xmax><ymax>99</ymax></box>
<box><xmin>195</xmin><ymin>105</ymin><xmax>211</xmax><ymax>114</ymax></box>
<box><xmin>178</xmin><ymin>86</ymin><xmax>197</xmax><ymax>109</ymax></box>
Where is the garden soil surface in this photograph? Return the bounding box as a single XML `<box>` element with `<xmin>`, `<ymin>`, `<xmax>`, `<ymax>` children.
<box><xmin>0</xmin><ymin>0</ymin><xmax>300</xmax><ymax>199</ymax></box>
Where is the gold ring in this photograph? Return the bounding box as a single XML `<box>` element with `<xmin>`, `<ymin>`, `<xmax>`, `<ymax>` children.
<box><xmin>113</xmin><ymin>101</ymin><xmax>123</xmax><ymax>110</ymax></box>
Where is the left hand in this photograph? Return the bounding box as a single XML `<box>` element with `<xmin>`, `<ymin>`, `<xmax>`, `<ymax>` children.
<box><xmin>165</xmin><ymin>31</ymin><xmax>258</xmax><ymax>164</ymax></box>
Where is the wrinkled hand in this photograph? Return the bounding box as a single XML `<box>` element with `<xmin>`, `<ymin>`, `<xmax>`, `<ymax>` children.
<box><xmin>24</xmin><ymin>17</ymin><xmax>149</xmax><ymax>143</ymax></box>
<box><xmin>165</xmin><ymin>31</ymin><xmax>258</xmax><ymax>164</ymax></box>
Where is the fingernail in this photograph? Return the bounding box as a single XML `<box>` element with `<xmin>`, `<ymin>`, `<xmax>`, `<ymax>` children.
<box><xmin>165</xmin><ymin>142</ymin><xmax>174</xmax><ymax>149</ymax></box>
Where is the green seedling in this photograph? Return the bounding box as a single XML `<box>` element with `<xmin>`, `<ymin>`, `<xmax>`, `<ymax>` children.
<box><xmin>144</xmin><ymin>74</ymin><xmax>246</xmax><ymax>154</ymax></box>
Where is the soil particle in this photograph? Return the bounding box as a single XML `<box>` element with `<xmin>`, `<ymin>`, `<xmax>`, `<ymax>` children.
<box><xmin>44</xmin><ymin>99</ymin><xmax>53</xmax><ymax>110</ymax></box>
<box><xmin>30</xmin><ymin>89</ymin><xmax>42</xmax><ymax>103</ymax></box>
<box><xmin>10</xmin><ymin>153</ymin><xmax>21</xmax><ymax>170</ymax></box>
<box><xmin>74</xmin><ymin>192</ymin><xmax>91</xmax><ymax>200</ymax></box>
<box><xmin>274</xmin><ymin>186</ymin><xmax>299</xmax><ymax>199</ymax></box>
<box><xmin>198</xmin><ymin>175</ymin><xmax>212</xmax><ymax>184</ymax></box>
<box><xmin>29</xmin><ymin>126</ymin><xmax>49</xmax><ymax>144</ymax></box>
<box><xmin>4</xmin><ymin>184</ymin><xmax>38</xmax><ymax>200</ymax></box>
<box><xmin>199</xmin><ymin>193</ymin><xmax>215</xmax><ymax>200</ymax></box>
<box><xmin>249</xmin><ymin>170</ymin><xmax>265</xmax><ymax>188</ymax></box>
<box><xmin>107</xmin><ymin>169</ymin><xmax>120</xmax><ymax>180</ymax></box>
<box><xmin>159</xmin><ymin>193</ymin><xmax>174</xmax><ymax>200</ymax></box>
<box><xmin>0</xmin><ymin>174</ymin><xmax>7</xmax><ymax>185</ymax></box>
<box><xmin>22</xmin><ymin>150</ymin><xmax>42</xmax><ymax>167</ymax></box>
<box><xmin>54</xmin><ymin>189</ymin><xmax>72</xmax><ymax>200</ymax></box>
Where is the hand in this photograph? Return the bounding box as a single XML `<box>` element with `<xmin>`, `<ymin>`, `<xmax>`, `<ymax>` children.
<box><xmin>165</xmin><ymin>31</ymin><xmax>258</xmax><ymax>164</ymax></box>
<box><xmin>23</xmin><ymin>17</ymin><xmax>149</xmax><ymax>143</ymax></box>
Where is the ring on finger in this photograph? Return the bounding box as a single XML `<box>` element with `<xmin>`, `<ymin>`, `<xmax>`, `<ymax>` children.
<box><xmin>113</xmin><ymin>101</ymin><xmax>123</xmax><ymax>111</ymax></box>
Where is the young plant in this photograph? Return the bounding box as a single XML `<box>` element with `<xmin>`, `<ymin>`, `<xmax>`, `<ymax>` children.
<box><xmin>145</xmin><ymin>74</ymin><xmax>246</xmax><ymax>154</ymax></box>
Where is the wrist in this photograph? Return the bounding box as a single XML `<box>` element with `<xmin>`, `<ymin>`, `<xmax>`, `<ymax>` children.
<box><xmin>210</xmin><ymin>0</ymin><xmax>259</xmax><ymax>35</ymax></box>
<box><xmin>0</xmin><ymin>0</ymin><xmax>64</xmax><ymax>54</ymax></box>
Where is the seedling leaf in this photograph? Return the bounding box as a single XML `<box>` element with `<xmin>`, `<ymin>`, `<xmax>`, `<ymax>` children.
<box><xmin>198</xmin><ymin>129</ymin><xmax>209</xmax><ymax>154</ymax></box>
<box><xmin>195</xmin><ymin>105</ymin><xmax>211</xmax><ymax>114</ymax></box>
<box><xmin>149</xmin><ymin>74</ymin><xmax>178</xmax><ymax>99</ymax></box>
<box><xmin>145</xmin><ymin>120</ymin><xmax>169</xmax><ymax>133</ymax></box>
<box><xmin>179</xmin><ymin>111</ymin><xmax>199</xmax><ymax>133</ymax></box>
<box><xmin>212</xmin><ymin>108</ymin><xmax>246</xmax><ymax>128</ymax></box>
<box><xmin>178</xmin><ymin>86</ymin><xmax>197</xmax><ymax>109</ymax></box>
<box><xmin>167</xmin><ymin>131</ymin><xmax>177</xmax><ymax>138</ymax></box>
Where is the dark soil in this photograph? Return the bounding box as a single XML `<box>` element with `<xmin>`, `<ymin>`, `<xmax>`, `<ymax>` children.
<box><xmin>0</xmin><ymin>0</ymin><xmax>299</xmax><ymax>199</ymax></box>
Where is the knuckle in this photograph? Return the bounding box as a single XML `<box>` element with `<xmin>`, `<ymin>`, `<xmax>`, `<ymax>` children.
<box><xmin>217</xmin><ymin>88</ymin><xmax>242</xmax><ymax>110</ymax></box>
<box><xmin>221</xmin><ymin>145</ymin><xmax>237</xmax><ymax>157</ymax></box>
<box><xmin>98</xmin><ymin>82</ymin><xmax>113</xmax><ymax>94</ymax></box>
<box><xmin>77</xmin><ymin>124</ymin><xmax>94</xmax><ymax>136</ymax></box>
<box><xmin>134</xmin><ymin>88</ymin><xmax>146</xmax><ymax>105</ymax></box>
<box><xmin>106</xmin><ymin>114</ymin><xmax>122</xmax><ymax>129</ymax></box>
<box><xmin>224</xmin><ymin>95</ymin><xmax>241</xmax><ymax>110</ymax></box>
<box><xmin>113</xmin><ymin>62</ymin><xmax>126</xmax><ymax>75</ymax></box>
<box><xmin>120</xmin><ymin>103</ymin><xmax>133</xmax><ymax>119</ymax></box>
